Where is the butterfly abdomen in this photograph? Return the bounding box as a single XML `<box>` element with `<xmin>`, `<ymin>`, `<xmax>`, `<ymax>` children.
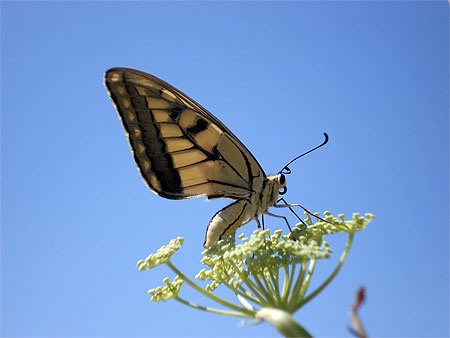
<box><xmin>204</xmin><ymin>198</ymin><xmax>256</xmax><ymax>248</ymax></box>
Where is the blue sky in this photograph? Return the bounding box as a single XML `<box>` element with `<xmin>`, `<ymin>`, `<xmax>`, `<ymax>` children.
<box><xmin>1</xmin><ymin>1</ymin><xmax>448</xmax><ymax>337</ymax></box>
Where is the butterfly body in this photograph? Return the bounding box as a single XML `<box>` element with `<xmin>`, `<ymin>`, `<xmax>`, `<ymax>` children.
<box><xmin>205</xmin><ymin>174</ymin><xmax>284</xmax><ymax>248</ymax></box>
<box><xmin>104</xmin><ymin>68</ymin><xmax>286</xmax><ymax>248</ymax></box>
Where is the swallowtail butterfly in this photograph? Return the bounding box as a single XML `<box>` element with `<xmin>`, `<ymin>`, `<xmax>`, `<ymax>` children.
<box><xmin>104</xmin><ymin>68</ymin><xmax>318</xmax><ymax>248</ymax></box>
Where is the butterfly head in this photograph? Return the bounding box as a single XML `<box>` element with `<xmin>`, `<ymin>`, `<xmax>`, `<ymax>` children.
<box><xmin>276</xmin><ymin>173</ymin><xmax>287</xmax><ymax>195</ymax></box>
<box><xmin>265</xmin><ymin>173</ymin><xmax>287</xmax><ymax>207</ymax></box>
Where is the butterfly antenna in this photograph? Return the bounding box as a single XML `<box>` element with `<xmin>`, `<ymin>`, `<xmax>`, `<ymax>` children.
<box><xmin>279</xmin><ymin>132</ymin><xmax>329</xmax><ymax>174</ymax></box>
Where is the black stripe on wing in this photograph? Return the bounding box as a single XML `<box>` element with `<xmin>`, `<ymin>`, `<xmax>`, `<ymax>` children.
<box><xmin>106</xmin><ymin>80</ymin><xmax>183</xmax><ymax>196</ymax></box>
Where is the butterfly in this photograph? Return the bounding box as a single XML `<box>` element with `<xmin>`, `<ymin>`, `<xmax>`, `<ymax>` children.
<box><xmin>104</xmin><ymin>68</ymin><xmax>327</xmax><ymax>248</ymax></box>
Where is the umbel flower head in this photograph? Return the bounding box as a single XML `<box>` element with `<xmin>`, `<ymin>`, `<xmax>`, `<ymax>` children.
<box><xmin>137</xmin><ymin>237</ymin><xmax>183</xmax><ymax>270</ymax></box>
<box><xmin>138</xmin><ymin>212</ymin><xmax>374</xmax><ymax>337</ymax></box>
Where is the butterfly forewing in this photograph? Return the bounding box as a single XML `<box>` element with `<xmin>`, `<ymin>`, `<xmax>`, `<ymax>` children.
<box><xmin>104</xmin><ymin>68</ymin><xmax>265</xmax><ymax>201</ymax></box>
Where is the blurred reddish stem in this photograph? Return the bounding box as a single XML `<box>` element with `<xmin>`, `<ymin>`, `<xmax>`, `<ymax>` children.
<box><xmin>349</xmin><ymin>286</ymin><xmax>368</xmax><ymax>337</ymax></box>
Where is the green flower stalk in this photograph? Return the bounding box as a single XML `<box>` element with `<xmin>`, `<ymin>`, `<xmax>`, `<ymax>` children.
<box><xmin>138</xmin><ymin>212</ymin><xmax>375</xmax><ymax>337</ymax></box>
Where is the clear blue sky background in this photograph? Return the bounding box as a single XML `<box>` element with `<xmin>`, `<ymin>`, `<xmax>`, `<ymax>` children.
<box><xmin>2</xmin><ymin>1</ymin><xmax>448</xmax><ymax>337</ymax></box>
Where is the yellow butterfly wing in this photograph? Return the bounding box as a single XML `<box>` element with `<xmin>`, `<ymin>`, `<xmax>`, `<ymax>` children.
<box><xmin>104</xmin><ymin>68</ymin><xmax>265</xmax><ymax>200</ymax></box>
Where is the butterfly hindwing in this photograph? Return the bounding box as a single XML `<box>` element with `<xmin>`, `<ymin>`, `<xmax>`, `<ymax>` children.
<box><xmin>104</xmin><ymin>68</ymin><xmax>265</xmax><ymax>200</ymax></box>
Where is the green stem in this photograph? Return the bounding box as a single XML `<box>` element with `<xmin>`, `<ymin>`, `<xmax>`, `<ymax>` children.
<box><xmin>282</xmin><ymin>264</ymin><xmax>296</xmax><ymax>308</ymax></box>
<box><xmin>174</xmin><ymin>296</ymin><xmax>252</xmax><ymax>318</ymax></box>
<box><xmin>280</xmin><ymin>264</ymin><xmax>292</xmax><ymax>305</ymax></box>
<box><xmin>256</xmin><ymin>307</ymin><xmax>312</xmax><ymax>337</ymax></box>
<box><xmin>218</xmin><ymin>263</ymin><xmax>262</xmax><ymax>305</ymax></box>
<box><xmin>229</xmin><ymin>260</ymin><xmax>269</xmax><ymax>306</ymax></box>
<box><xmin>261</xmin><ymin>271</ymin><xmax>279</xmax><ymax>306</ymax></box>
<box><xmin>247</xmin><ymin>261</ymin><xmax>277</xmax><ymax>305</ymax></box>
<box><xmin>267</xmin><ymin>264</ymin><xmax>283</xmax><ymax>307</ymax></box>
<box><xmin>298</xmin><ymin>233</ymin><xmax>354</xmax><ymax>309</ymax></box>
<box><xmin>287</xmin><ymin>260</ymin><xmax>307</xmax><ymax>312</ymax></box>
<box><xmin>167</xmin><ymin>261</ymin><xmax>255</xmax><ymax>316</ymax></box>
<box><xmin>253</xmin><ymin>260</ymin><xmax>278</xmax><ymax>305</ymax></box>
<box><xmin>298</xmin><ymin>258</ymin><xmax>316</xmax><ymax>301</ymax></box>
<box><xmin>222</xmin><ymin>279</ymin><xmax>261</xmax><ymax>306</ymax></box>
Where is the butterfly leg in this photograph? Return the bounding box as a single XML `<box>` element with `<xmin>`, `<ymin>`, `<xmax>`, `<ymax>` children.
<box><xmin>253</xmin><ymin>217</ymin><xmax>263</xmax><ymax>236</ymax></box>
<box><xmin>264</xmin><ymin>211</ymin><xmax>292</xmax><ymax>232</ymax></box>
<box><xmin>274</xmin><ymin>198</ymin><xmax>329</xmax><ymax>224</ymax></box>
<box><xmin>274</xmin><ymin>198</ymin><xmax>303</xmax><ymax>222</ymax></box>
